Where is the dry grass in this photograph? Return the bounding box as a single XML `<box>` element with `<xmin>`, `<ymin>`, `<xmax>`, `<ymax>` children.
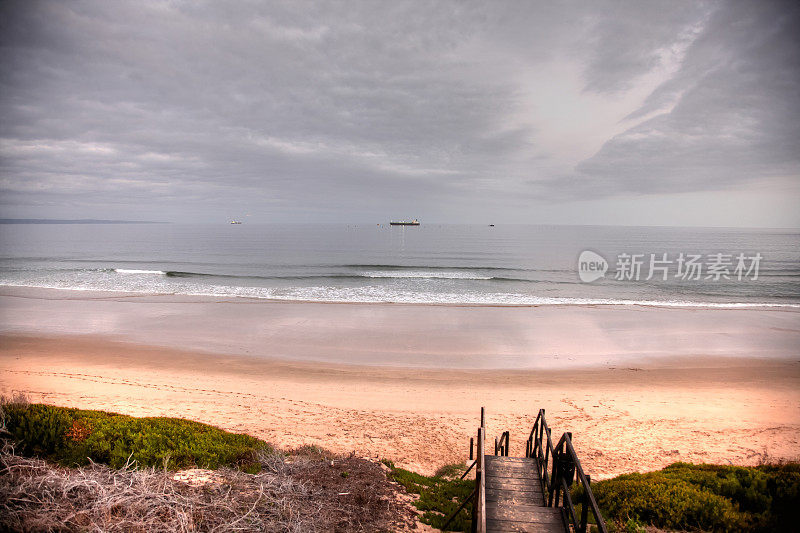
<box><xmin>0</xmin><ymin>395</ymin><xmax>417</xmax><ymax>531</ymax></box>
<box><xmin>0</xmin><ymin>443</ymin><xmax>417</xmax><ymax>532</ymax></box>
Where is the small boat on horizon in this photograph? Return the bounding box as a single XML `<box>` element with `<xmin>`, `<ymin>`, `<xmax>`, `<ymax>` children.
<box><xmin>390</xmin><ymin>219</ymin><xmax>420</xmax><ymax>226</ymax></box>
<box><xmin>230</xmin><ymin>220</ymin><xmax>242</xmax><ymax>224</ymax></box>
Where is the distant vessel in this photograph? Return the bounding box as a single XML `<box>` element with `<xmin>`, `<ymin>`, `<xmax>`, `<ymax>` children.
<box><xmin>230</xmin><ymin>220</ymin><xmax>242</xmax><ymax>224</ymax></box>
<box><xmin>390</xmin><ymin>219</ymin><xmax>420</xmax><ymax>226</ymax></box>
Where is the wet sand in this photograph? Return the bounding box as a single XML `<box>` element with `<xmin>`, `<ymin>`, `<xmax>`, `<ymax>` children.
<box><xmin>1</xmin><ymin>286</ymin><xmax>798</xmax><ymax>369</ymax></box>
<box><xmin>2</xmin><ymin>334</ymin><xmax>799</xmax><ymax>478</ymax></box>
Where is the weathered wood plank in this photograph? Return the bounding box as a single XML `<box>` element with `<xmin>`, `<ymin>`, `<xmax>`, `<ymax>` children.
<box><xmin>485</xmin><ymin>495</ymin><xmax>545</xmax><ymax>504</ymax></box>
<box><xmin>485</xmin><ymin>460</ymin><xmax>538</xmax><ymax>469</ymax></box>
<box><xmin>486</xmin><ymin>478</ymin><xmax>542</xmax><ymax>490</ymax></box>
<box><xmin>486</xmin><ymin>519</ymin><xmax>566</xmax><ymax>533</ymax></box>
<box><xmin>484</xmin><ymin>461</ymin><xmax>536</xmax><ymax>470</ymax></box>
<box><xmin>484</xmin><ymin>456</ymin><xmax>535</xmax><ymax>464</ymax></box>
<box><xmin>486</xmin><ymin>470</ymin><xmax>541</xmax><ymax>480</ymax></box>
<box><xmin>487</xmin><ymin>459</ymin><xmax>535</xmax><ymax>464</ymax></box>
<box><xmin>485</xmin><ymin>490</ymin><xmax>544</xmax><ymax>503</ymax></box>
<box><xmin>485</xmin><ymin>494</ymin><xmax>540</xmax><ymax>501</ymax></box>
<box><xmin>486</xmin><ymin>478</ymin><xmax>542</xmax><ymax>487</ymax></box>
<box><xmin>485</xmin><ymin>486</ymin><xmax>543</xmax><ymax>496</ymax></box>
<box><xmin>484</xmin><ymin>455</ymin><xmax>565</xmax><ymax>533</ymax></box>
<box><xmin>485</xmin><ymin>504</ymin><xmax>563</xmax><ymax>523</ymax></box>
<box><xmin>485</xmin><ymin>490</ymin><xmax>543</xmax><ymax>500</ymax></box>
<box><xmin>485</xmin><ymin>460</ymin><xmax>541</xmax><ymax>477</ymax></box>
<box><xmin>486</xmin><ymin>465</ymin><xmax>538</xmax><ymax>472</ymax></box>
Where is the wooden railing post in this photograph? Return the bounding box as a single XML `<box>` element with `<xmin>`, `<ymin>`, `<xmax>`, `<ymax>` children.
<box><xmin>549</xmin><ymin>438</ymin><xmax>560</xmax><ymax>507</ymax></box>
<box><xmin>564</xmin><ymin>433</ymin><xmax>575</xmax><ymax>485</ymax></box>
<box><xmin>522</xmin><ymin>408</ymin><xmax>608</xmax><ymax>533</ymax></box>
<box><xmin>580</xmin><ymin>475</ymin><xmax>591</xmax><ymax>533</ymax></box>
<box><xmin>470</xmin><ymin>437</ymin><xmax>474</xmax><ymax>461</ymax></box>
<box><xmin>474</xmin><ymin>426</ymin><xmax>486</xmax><ymax>533</ymax></box>
<box><xmin>544</xmin><ymin>427</ymin><xmax>551</xmax><ymax>477</ymax></box>
<box><xmin>539</xmin><ymin>409</ymin><xmax>545</xmax><ymax>449</ymax></box>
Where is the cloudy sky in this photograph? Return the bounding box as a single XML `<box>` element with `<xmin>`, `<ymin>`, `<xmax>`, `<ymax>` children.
<box><xmin>1</xmin><ymin>0</ymin><xmax>798</xmax><ymax>226</ymax></box>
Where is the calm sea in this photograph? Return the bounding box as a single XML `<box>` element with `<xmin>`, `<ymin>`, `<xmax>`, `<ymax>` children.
<box><xmin>0</xmin><ymin>223</ymin><xmax>798</xmax><ymax>307</ymax></box>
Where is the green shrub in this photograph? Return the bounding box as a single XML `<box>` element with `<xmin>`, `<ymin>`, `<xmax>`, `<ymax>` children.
<box><xmin>659</xmin><ymin>463</ymin><xmax>771</xmax><ymax>514</ymax></box>
<box><xmin>751</xmin><ymin>463</ymin><xmax>800</xmax><ymax>531</ymax></box>
<box><xmin>2</xmin><ymin>402</ymin><xmax>271</xmax><ymax>470</ymax></box>
<box><xmin>585</xmin><ymin>462</ymin><xmax>800</xmax><ymax>532</ymax></box>
<box><xmin>592</xmin><ymin>472</ymin><xmax>745</xmax><ymax>531</ymax></box>
<box><xmin>4</xmin><ymin>403</ymin><xmax>72</xmax><ymax>456</ymax></box>
<box><xmin>387</xmin><ymin>463</ymin><xmax>474</xmax><ymax>531</ymax></box>
<box><xmin>435</xmin><ymin>462</ymin><xmax>468</xmax><ymax>479</ymax></box>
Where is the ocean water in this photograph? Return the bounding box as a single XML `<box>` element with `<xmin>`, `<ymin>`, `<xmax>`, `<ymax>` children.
<box><xmin>0</xmin><ymin>223</ymin><xmax>798</xmax><ymax>308</ymax></box>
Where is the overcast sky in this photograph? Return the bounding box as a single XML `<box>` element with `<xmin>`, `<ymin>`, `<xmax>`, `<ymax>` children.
<box><xmin>1</xmin><ymin>0</ymin><xmax>798</xmax><ymax>226</ymax></box>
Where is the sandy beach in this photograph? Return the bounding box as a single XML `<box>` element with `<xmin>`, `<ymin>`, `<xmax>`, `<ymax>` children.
<box><xmin>1</xmin><ymin>287</ymin><xmax>799</xmax><ymax>479</ymax></box>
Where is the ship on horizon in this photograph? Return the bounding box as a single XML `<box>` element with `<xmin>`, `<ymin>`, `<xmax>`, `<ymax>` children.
<box><xmin>389</xmin><ymin>219</ymin><xmax>420</xmax><ymax>226</ymax></box>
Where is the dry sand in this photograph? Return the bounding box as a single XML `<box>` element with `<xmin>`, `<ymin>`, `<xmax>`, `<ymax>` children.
<box><xmin>2</xmin><ymin>334</ymin><xmax>799</xmax><ymax>479</ymax></box>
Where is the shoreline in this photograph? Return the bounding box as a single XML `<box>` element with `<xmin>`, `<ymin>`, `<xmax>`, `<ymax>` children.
<box><xmin>2</xmin><ymin>333</ymin><xmax>799</xmax><ymax>478</ymax></box>
<box><xmin>2</xmin><ymin>284</ymin><xmax>798</xmax><ymax>310</ymax></box>
<box><xmin>1</xmin><ymin>286</ymin><xmax>798</xmax><ymax>370</ymax></box>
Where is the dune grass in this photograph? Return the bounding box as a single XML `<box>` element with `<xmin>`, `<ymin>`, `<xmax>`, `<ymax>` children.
<box><xmin>0</xmin><ymin>442</ymin><xmax>417</xmax><ymax>532</ymax></box>
<box><xmin>1</xmin><ymin>397</ymin><xmax>269</xmax><ymax>471</ymax></box>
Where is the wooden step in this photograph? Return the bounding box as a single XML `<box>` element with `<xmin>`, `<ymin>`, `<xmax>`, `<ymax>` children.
<box><xmin>483</xmin><ymin>454</ymin><xmax>565</xmax><ymax>533</ymax></box>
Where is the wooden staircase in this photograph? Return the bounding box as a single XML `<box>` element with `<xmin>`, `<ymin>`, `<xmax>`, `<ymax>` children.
<box><xmin>484</xmin><ymin>455</ymin><xmax>565</xmax><ymax>532</ymax></box>
<box><xmin>456</xmin><ymin>408</ymin><xmax>607</xmax><ymax>533</ymax></box>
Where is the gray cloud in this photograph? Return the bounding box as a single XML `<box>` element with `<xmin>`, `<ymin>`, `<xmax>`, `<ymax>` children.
<box><xmin>580</xmin><ymin>0</ymin><xmax>717</xmax><ymax>94</ymax></box>
<box><xmin>567</xmin><ymin>0</ymin><xmax>800</xmax><ymax>197</ymax></box>
<box><xmin>0</xmin><ymin>0</ymin><xmax>798</xmax><ymax>225</ymax></box>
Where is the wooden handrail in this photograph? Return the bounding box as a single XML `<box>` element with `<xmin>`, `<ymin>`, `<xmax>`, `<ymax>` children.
<box><xmin>442</xmin><ymin>487</ymin><xmax>476</xmax><ymax>531</ymax></box>
<box><xmin>473</xmin><ymin>424</ymin><xmax>486</xmax><ymax>533</ymax></box>
<box><xmin>559</xmin><ymin>432</ymin><xmax>608</xmax><ymax>533</ymax></box>
<box><xmin>528</xmin><ymin>409</ymin><xmax>556</xmax><ymax>500</ymax></box>
<box><xmin>468</xmin><ymin>407</ymin><xmax>606</xmax><ymax>532</ymax></box>
<box><xmin>460</xmin><ymin>459</ymin><xmax>476</xmax><ymax>480</ymax></box>
<box><xmin>470</xmin><ymin>408</ymin><xmax>487</xmax><ymax>533</ymax></box>
<box><xmin>495</xmin><ymin>430</ymin><xmax>509</xmax><ymax>456</ymax></box>
<box><xmin>526</xmin><ymin>409</ymin><xmax>608</xmax><ymax>533</ymax></box>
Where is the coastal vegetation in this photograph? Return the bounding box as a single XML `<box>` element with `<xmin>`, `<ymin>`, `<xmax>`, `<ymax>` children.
<box><xmin>584</xmin><ymin>462</ymin><xmax>800</xmax><ymax>532</ymax></box>
<box><xmin>383</xmin><ymin>460</ymin><xmax>473</xmax><ymax>531</ymax></box>
<box><xmin>1</xmin><ymin>399</ymin><xmax>798</xmax><ymax>532</ymax></box>
<box><xmin>388</xmin><ymin>457</ymin><xmax>800</xmax><ymax>532</ymax></box>
<box><xmin>2</xmin><ymin>398</ymin><xmax>269</xmax><ymax>471</ymax></box>
<box><xmin>0</xmin><ymin>398</ymin><xmax>414</xmax><ymax>531</ymax></box>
